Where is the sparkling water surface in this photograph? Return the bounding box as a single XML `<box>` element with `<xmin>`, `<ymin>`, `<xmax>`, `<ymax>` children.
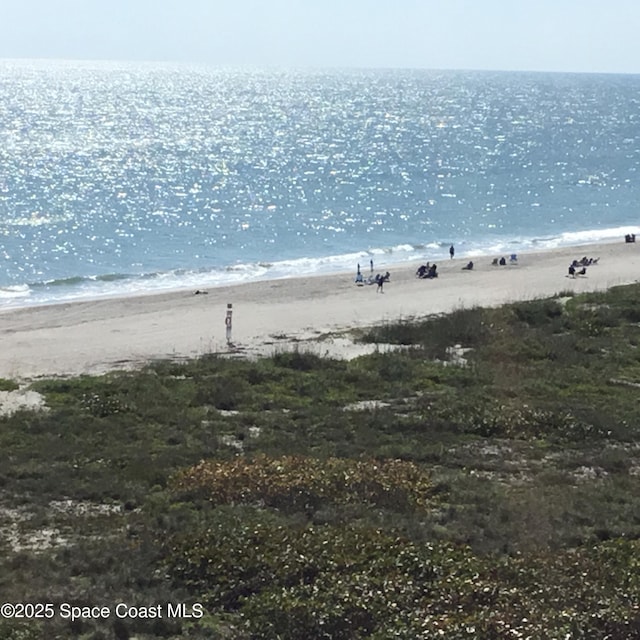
<box><xmin>1</xmin><ymin>60</ymin><xmax>639</xmax><ymax>306</ymax></box>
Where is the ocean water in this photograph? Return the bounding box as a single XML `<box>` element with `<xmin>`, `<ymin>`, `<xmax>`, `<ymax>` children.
<box><xmin>1</xmin><ymin>59</ymin><xmax>639</xmax><ymax>307</ymax></box>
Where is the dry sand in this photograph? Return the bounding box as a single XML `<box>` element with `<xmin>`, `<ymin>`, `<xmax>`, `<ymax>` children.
<box><xmin>0</xmin><ymin>241</ymin><xmax>637</xmax><ymax>381</ymax></box>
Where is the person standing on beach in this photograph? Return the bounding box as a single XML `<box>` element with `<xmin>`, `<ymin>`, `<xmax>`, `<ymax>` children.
<box><xmin>449</xmin><ymin>245</ymin><xmax>455</xmax><ymax>259</ymax></box>
<box><xmin>370</xmin><ymin>259</ymin><xmax>374</xmax><ymax>273</ymax></box>
<box><xmin>376</xmin><ymin>274</ymin><xmax>384</xmax><ymax>293</ymax></box>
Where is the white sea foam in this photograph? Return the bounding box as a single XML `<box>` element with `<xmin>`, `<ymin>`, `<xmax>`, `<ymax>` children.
<box><xmin>0</xmin><ymin>284</ymin><xmax>31</xmax><ymax>300</ymax></box>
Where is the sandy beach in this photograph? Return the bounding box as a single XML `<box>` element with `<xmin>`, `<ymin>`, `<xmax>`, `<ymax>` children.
<box><xmin>0</xmin><ymin>241</ymin><xmax>638</xmax><ymax>381</ymax></box>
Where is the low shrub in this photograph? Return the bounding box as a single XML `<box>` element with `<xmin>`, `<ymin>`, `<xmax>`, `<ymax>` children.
<box><xmin>171</xmin><ymin>455</ymin><xmax>435</xmax><ymax>513</ymax></box>
<box><xmin>511</xmin><ymin>298</ymin><xmax>564</xmax><ymax>327</ymax></box>
<box><xmin>164</xmin><ymin>519</ymin><xmax>640</xmax><ymax>640</ymax></box>
<box><xmin>0</xmin><ymin>378</ymin><xmax>19</xmax><ymax>392</ymax></box>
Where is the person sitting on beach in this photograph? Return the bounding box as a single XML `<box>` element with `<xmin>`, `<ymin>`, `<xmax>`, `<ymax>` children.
<box><xmin>577</xmin><ymin>267</ymin><xmax>587</xmax><ymax>276</ymax></box>
<box><xmin>427</xmin><ymin>264</ymin><xmax>438</xmax><ymax>278</ymax></box>
<box><xmin>355</xmin><ymin>271</ymin><xmax>364</xmax><ymax>284</ymax></box>
<box><xmin>381</xmin><ymin>271</ymin><xmax>390</xmax><ymax>282</ymax></box>
<box><xmin>462</xmin><ymin>261</ymin><xmax>473</xmax><ymax>270</ymax></box>
<box><xmin>417</xmin><ymin>263</ymin><xmax>431</xmax><ymax>278</ymax></box>
<box><xmin>499</xmin><ymin>257</ymin><xmax>506</xmax><ymax>266</ymax></box>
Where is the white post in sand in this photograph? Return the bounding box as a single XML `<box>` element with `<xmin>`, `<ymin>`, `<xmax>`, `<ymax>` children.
<box><xmin>225</xmin><ymin>303</ymin><xmax>233</xmax><ymax>344</ymax></box>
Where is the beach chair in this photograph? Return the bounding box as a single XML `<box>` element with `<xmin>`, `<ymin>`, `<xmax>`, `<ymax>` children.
<box><xmin>509</xmin><ymin>254</ymin><xmax>518</xmax><ymax>264</ymax></box>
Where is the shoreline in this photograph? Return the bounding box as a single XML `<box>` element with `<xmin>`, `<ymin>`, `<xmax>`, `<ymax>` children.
<box><xmin>1</xmin><ymin>232</ymin><xmax>637</xmax><ymax>311</ymax></box>
<box><xmin>1</xmin><ymin>240</ymin><xmax>638</xmax><ymax>381</ymax></box>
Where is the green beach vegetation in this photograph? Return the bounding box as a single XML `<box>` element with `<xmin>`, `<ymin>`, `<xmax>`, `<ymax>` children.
<box><xmin>1</xmin><ymin>283</ymin><xmax>640</xmax><ymax>639</ymax></box>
